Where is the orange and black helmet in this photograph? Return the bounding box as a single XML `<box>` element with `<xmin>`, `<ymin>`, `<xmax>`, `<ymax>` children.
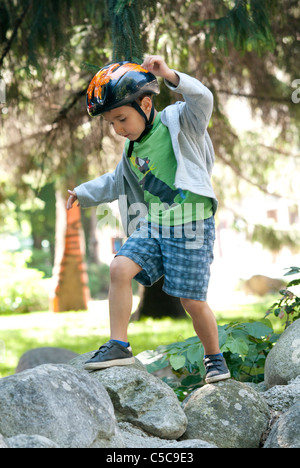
<box><xmin>86</xmin><ymin>61</ymin><xmax>160</xmax><ymax>117</ymax></box>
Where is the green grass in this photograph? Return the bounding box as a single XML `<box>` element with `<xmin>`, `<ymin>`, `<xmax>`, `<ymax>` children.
<box><xmin>0</xmin><ymin>295</ymin><xmax>284</xmax><ymax>378</ymax></box>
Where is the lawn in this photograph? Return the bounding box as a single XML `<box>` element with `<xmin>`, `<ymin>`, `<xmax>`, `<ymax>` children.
<box><xmin>0</xmin><ymin>294</ymin><xmax>283</xmax><ymax>378</ymax></box>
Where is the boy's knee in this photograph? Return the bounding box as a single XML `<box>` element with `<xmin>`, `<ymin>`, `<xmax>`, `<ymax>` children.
<box><xmin>110</xmin><ymin>256</ymin><xmax>141</xmax><ymax>283</ymax></box>
<box><xmin>180</xmin><ymin>298</ymin><xmax>207</xmax><ymax>312</ymax></box>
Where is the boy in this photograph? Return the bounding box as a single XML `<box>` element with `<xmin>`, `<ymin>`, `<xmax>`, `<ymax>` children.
<box><xmin>67</xmin><ymin>56</ymin><xmax>230</xmax><ymax>384</ymax></box>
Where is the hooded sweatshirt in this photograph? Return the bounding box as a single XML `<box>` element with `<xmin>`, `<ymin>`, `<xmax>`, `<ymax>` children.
<box><xmin>75</xmin><ymin>70</ymin><xmax>218</xmax><ymax>236</ymax></box>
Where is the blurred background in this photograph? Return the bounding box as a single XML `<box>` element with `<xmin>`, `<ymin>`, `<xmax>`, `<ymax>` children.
<box><xmin>0</xmin><ymin>0</ymin><xmax>299</xmax><ymax>375</ymax></box>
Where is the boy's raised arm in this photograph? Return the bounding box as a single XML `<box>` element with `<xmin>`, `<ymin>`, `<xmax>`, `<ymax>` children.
<box><xmin>142</xmin><ymin>55</ymin><xmax>213</xmax><ymax>132</ymax></box>
<box><xmin>142</xmin><ymin>55</ymin><xmax>179</xmax><ymax>88</ymax></box>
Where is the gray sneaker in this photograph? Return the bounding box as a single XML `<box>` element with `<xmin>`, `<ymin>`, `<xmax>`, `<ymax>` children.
<box><xmin>203</xmin><ymin>354</ymin><xmax>231</xmax><ymax>384</ymax></box>
<box><xmin>84</xmin><ymin>341</ymin><xmax>135</xmax><ymax>370</ymax></box>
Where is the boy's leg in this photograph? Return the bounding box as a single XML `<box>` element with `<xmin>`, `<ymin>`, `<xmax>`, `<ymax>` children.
<box><xmin>109</xmin><ymin>255</ymin><xmax>143</xmax><ymax>342</ymax></box>
<box><xmin>180</xmin><ymin>298</ymin><xmax>220</xmax><ymax>355</ymax></box>
<box><xmin>84</xmin><ymin>255</ymin><xmax>142</xmax><ymax>370</ymax></box>
<box><xmin>180</xmin><ymin>298</ymin><xmax>231</xmax><ymax>383</ymax></box>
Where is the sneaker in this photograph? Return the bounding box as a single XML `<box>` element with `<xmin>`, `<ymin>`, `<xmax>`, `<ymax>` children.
<box><xmin>203</xmin><ymin>354</ymin><xmax>231</xmax><ymax>384</ymax></box>
<box><xmin>84</xmin><ymin>341</ymin><xmax>135</xmax><ymax>370</ymax></box>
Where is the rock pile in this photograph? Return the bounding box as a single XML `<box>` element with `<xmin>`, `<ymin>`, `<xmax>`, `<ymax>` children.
<box><xmin>0</xmin><ymin>319</ymin><xmax>299</xmax><ymax>449</ymax></box>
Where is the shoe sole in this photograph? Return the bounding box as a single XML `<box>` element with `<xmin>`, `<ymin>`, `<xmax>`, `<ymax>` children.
<box><xmin>205</xmin><ymin>372</ymin><xmax>231</xmax><ymax>384</ymax></box>
<box><xmin>84</xmin><ymin>356</ymin><xmax>135</xmax><ymax>371</ymax></box>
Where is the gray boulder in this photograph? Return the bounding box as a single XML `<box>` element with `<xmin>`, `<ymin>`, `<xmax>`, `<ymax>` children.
<box><xmin>264</xmin><ymin>401</ymin><xmax>300</xmax><ymax>448</ymax></box>
<box><xmin>69</xmin><ymin>349</ymin><xmax>147</xmax><ymax>373</ymax></box>
<box><xmin>0</xmin><ymin>434</ymin><xmax>8</xmax><ymax>449</ymax></box>
<box><xmin>15</xmin><ymin>347</ymin><xmax>78</xmax><ymax>373</ymax></box>
<box><xmin>181</xmin><ymin>379</ymin><xmax>270</xmax><ymax>448</ymax></box>
<box><xmin>264</xmin><ymin>319</ymin><xmax>300</xmax><ymax>388</ymax></box>
<box><xmin>69</xmin><ymin>353</ymin><xmax>187</xmax><ymax>440</ymax></box>
<box><xmin>6</xmin><ymin>435</ymin><xmax>60</xmax><ymax>449</ymax></box>
<box><xmin>117</xmin><ymin>422</ymin><xmax>217</xmax><ymax>448</ymax></box>
<box><xmin>243</xmin><ymin>275</ymin><xmax>285</xmax><ymax>296</ymax></box>
<box><xmin>0</xmin><ymin>364</ymin><xmax>124</xmax><ymax>448</ymax></box>
<box><xmin>262</xmin><ymin>375</ymin><xmax>300</xmax><ymax>412</ymax></box>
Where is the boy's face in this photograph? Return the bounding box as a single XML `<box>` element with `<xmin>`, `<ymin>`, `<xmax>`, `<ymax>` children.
<box><xmin>102</xmin><ymin>97</ymin><xmax>154</xmax><ymax>141</ymax></box>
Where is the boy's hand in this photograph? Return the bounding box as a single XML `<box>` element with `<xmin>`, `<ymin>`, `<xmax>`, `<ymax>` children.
<box><xmin>142</xmin><ymin>55</ymin><xmax>179</xmax><ymax>87</ymax></box>
<box><xmin>67</xmin><ymin>190</ymin><xmax>80</xmax><ymax>210</ymax></box>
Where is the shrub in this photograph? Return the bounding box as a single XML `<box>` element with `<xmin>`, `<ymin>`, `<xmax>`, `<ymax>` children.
<box><xmin>87</xmin><ymin>263</ymin><xmax>111</xmax><ymax>298</ymax></box>
<box><xmin>147</xmin><ymin>320</ymin><xmax>278</xmax><ymax>401</ymax></box>
<box><xmin>266</xmin><ymin>266</ymin><xmax>300</xmax><ymax>329</ymax></box>
<box><xmin>0</xmin><ymin>251</ymin><xmax>50</xmax><ymax>314</ymax></box>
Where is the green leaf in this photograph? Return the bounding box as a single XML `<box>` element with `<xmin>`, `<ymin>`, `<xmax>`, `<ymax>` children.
<box><xmin>243</xmin><ymin>321</ymin><xmax>273</xmax><ymax>339</ymax></box>
<box><xmin>169</xmin><ymin>354</ymin><xmax>186</xmax><ymax>371</ymax></box>
<box><xmin>284</xmin><ymin>266</ymin><xmax>300</xmax><ymax>276</ymax></box>
<box><xmin>221</xmin><ymin>336</ymin><xmax>249</xmax><ymax>356</ymax></box>
<box><xmin>184</xmin><ymin>336</ymin><xmax>201</xmax><ymax>345</ymax></box>
<box><xmin>146</xmin><ymin>359</ymin><xmax>169</xmax><ymax>374</ymax></box>
<box><xmin>218</xmin><ymin>327</ymin><xmax>228</xmax><ymax>348</ymax></box>
<box><xmin>167</xmin><ymin>346</ymin><xmax>183</xmax><ymax>355</ymax></box>
<box><xmin>187</xmin><ymin>344</ymin><xmax>204</xmax><ymax>364</ymax></box>
<box><xmin>274</xmin><ymin>308</ymin><xmax>281</xmax><ymax>317</ymax></box>
<box><xmin>287</xmin><ymin>279</ymin><xmax>300</xmax><ymax>287</ymax></box>
<box><xmin>181</xmin><ymin>374</ymin><xmax>203</xmax><ymax>387</ymax></box>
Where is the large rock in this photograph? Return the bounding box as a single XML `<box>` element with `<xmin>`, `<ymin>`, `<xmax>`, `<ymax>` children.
<box><xmin>264</xmin><ymin>402</ymin><xmax>300</xmax><ymax>448</ymax></box>
<box><xmin>5</xmin><ymin>435</ymin><xmax>60</xmax><ymax>449</ymax></box>
<box><xmin>264</xmin><ymin>319</ymin><xmax>300</xmax><ymax>388</ymax></box>
<box><xmin>15</xmin><ymin>347</ymin><xmax>78</xmax><ymax>373</ymax></box>
<box><xmin>118</xmin><ymin>422</ymin><xmax>217</xmax><ymax>448</ymax></box>
<box><xmin>0</xmin><ymin>364</ymin><xmax>123</xmax><ymax>448</ymax></box>
<box><xmin>0</xmin><ymin>434</ymin><xmax>8</xmax><ymax>449</ymax></box>
<box><xmin>69</xmin><ymin>349</ymin><xmax>147</xmax><ymax>373</ymax></box>
<box><xmin>243</xmin><ymin>275</ymin><xmax>285</xmax><ymax>296</ymax></box>
<box><xmin>262</xmin><ymin>375</ymin><xmax>300</xmax><ymax>412</ymax></box>
<box><xmin>181</xmin><ymin>379</ymin><xmax>270</xmax><ymax>448</ymax></box>
<box><xmin>69</xmin><ymin>353</ymin><xmax>187</xmax><ymax>440</ymax></box>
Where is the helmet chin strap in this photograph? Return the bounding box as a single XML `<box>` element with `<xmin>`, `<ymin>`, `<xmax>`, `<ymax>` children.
<box><xmin>127</xmin><ymin>102</ymin><xmax>155</xmax><ymax>158</ymax></box>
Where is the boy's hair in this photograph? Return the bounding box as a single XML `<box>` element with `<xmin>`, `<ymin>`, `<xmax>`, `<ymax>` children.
<box><xmin>137</xmin><ymin>93</ymin><xmax>154</xmax><ymax>105</ymax></box>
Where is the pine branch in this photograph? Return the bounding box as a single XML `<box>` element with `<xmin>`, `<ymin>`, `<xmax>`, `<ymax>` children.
<box><xmin>194</xmin><ymin>0</ymin><xmax>276</xmax><ymax>55</ymax></box>
<box><xmin>52</xmin><ymin>87</ymin><xmax>87</xmax><ymax>125</ymax></box>
<box><xmin>107</xmin><ymin>0</ymin><xmax>143</xmax><ymax>61</ymax></box>
<box><xmin>0</xmin><ymin>1</ymin><xmax>33</xmax><ymax>68</ymax></box>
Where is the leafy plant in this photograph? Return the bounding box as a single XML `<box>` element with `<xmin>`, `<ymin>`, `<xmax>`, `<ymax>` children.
<box><xmin>265</xmin><ymin>266</ymin><xmax>300</xmax><ymax>329</ymax></box>
<box><xmin>147</xmin><ymin>320</ymin><xmax>277</xmax><ymax>401</ymax></box>
<box><xmin>0</xmin><ymin>251</ymin><xmax>50</xmax><ymax>314</ymax></box>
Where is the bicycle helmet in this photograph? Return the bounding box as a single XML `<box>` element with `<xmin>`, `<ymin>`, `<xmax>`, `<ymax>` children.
<box><xmin>87</xmin><ymin>62</ymin><xmax>160</xmax><ymax>157</ymax></box>
<box><xmin>87</xmin><ymin>61</ymin><xmax>160</xmax><ymax>117</ymax></box>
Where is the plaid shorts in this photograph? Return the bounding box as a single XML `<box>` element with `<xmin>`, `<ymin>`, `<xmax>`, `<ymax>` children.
<box><xmin>115</xmin><ymin>216</ymin><xmax>215</xmax><ymax>301</ymax></box>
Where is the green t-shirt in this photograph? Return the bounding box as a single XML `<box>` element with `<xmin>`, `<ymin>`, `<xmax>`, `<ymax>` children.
<box><xmin>125</xmin><ymin>112</ymin><xmax>213</xmax><ymax>226</ymax></box>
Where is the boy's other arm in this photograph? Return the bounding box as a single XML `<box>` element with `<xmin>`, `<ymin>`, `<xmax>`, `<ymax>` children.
<box><xmin>67</xmin><ymin>190</ymin><xmax>79</xmax><ymax>210</ymax></box>
<box><xmin>67</xmin><ymin>164</ymin><xmax>120</xmax><ymax>210</ymax></box>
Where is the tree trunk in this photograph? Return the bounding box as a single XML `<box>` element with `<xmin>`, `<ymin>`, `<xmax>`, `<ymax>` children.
<box><xmin>50</xmin><ymin>190</ymin><xmax>90</xmax><ymax>312</ymax></box>
<box><xmin>132</xmin><ymin>277</ymin><xmax>187</xmax><ymax>320</ymax></box>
